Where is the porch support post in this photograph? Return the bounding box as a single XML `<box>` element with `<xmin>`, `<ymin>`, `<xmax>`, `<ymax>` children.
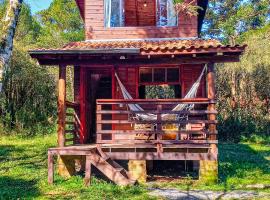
<box><xmin>57</xmin><ymin>65</ymin><xmax>76</xmax><ymax>178</ymax></box>
<box><xmin>58</xmin><ymin>65</ymin><xmax>67</xmax><ymax>147</ymax></box>
<box><xmin>200</xmin><ymin>63</ymin><xmax>218</xmax><ymax>183</ymax></box>
<box><xmin>207</xmin><ymin>63</ymin><xmax>217</xmax><ymax>140</ymax></box>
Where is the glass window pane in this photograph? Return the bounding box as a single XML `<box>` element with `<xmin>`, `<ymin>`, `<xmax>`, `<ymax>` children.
<box><xmin>157</xmin><ymin>0</ymin><xmax>177</xmax><ymax>27</ymax></box>
<box><xmin>167</xmin><ymin>68</ymin><xmax>179</xmax><ymax>82</ymax></box>
<box><xmin>105</xmin><ymin>0</ymin><xmax>125</xmax><ymax>27</ymax></box>
<box><xmin>154</xmin><ymin>68</ymin><xmax>166</xmax><ymax>82</ymax></box>
<box><xmin>140</xmin><ymin>68</ymin><xmax>153</xmax><ymax>83</ymax></box>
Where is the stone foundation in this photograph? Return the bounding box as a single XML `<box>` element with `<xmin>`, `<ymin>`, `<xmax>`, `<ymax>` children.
<box><xmin>57</xmin><ymin>155</ymin><xmax>77</xmax><ymax>178</ymax></box>
<box><xmin>199</xmin><ymin>160</ymin><xmax>218</xmax><ymax>183</ymax></box>
<box><xmin>128</xmin><ymin>160</ymin><xmax>147</xmax><ymax>183</ymax></box>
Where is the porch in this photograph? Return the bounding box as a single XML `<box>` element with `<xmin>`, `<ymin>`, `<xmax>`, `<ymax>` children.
<box><xmin>28</xmin><ymin>38</ymin><xmax>246</xmax><ymax>186</ymax></box>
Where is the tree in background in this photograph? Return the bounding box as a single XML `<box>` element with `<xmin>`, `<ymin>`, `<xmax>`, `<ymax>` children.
<box><xmin>0</xmin><ymin>0</ymin><xmax>84</xmax><ymax>134</ymax></box>
<box><xmin>204</xmin><ymin>0</ymin><xmax>270</xmax><ymax>44</ymax></box>
<box><xmin>0</xmin><ymin>0</ymin><xmax>23</xmax><ymax>91</ymax></box>
<box><xmin>203</xmin><ymin>0</ymin><xmax>270</xmax><ymax>142</ymax></box>
<box><xmin>36</xmin><ymin>0</ymin><xmax>84</xmax><ymax>48</ymax></box>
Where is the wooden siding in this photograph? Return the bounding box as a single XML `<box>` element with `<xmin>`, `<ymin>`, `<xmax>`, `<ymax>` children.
<box><xmin>84</xmin><ymin>0</ymin><xmax>198</xmax><ymax>40</ymax></box>
<box><xmin>182</xmin><ymin>64</ymin><xmax>206</xmax><ymax>98</ymax></box>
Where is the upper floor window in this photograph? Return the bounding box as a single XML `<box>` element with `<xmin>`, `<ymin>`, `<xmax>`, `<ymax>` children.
<box><xmin>104</xmin><ymin>0</ymin><xmax>178</xmax><ymax>27</ymax></box>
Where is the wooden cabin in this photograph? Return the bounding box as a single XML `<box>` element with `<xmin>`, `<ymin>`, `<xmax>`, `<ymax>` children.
<box><xmin>29</xmin><ymin>0</ymin><xmax>246</xmax><ymax>185</ymax></box>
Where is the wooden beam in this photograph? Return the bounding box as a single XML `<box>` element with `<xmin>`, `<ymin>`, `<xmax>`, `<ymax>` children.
<box><xmin>107</xmin><ymin>152</ymin><xmax>218</xmax><ymax>161</ymax></box>
<box><xmin>207</xmin><ymin>63</ymin><xmax>217</xmax><ymax>141</ymax></box>
<box><xmin>207</xmin><ymin>63</ymin><xmax>216</xmax><ymax>100</ymax></box>
<box><xmin>84</xmin><ymin>155</ymin><xmax>92</xmax><ymax>186</ymax></box>
<box><xmin>58</xmin><ymin>65</ymin><xmax>66</xmax><ymax>147</ymax></box>
<box><xmin>35</xmin><ymin>55</ymin><xmax>241</xmax><ymax>66</ymax></box>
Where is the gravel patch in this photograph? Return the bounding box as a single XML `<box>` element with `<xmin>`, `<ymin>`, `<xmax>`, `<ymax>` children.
<box><xmin>149</xmin><ymin>188</ymin><xmax>270</xmax><ymax>200</ymax></box>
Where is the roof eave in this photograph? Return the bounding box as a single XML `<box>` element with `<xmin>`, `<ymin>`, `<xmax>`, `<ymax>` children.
<box><xmin>29</xmin><ymin>48</ymin><xmax>140</xmax><ymax>55</ymax></box>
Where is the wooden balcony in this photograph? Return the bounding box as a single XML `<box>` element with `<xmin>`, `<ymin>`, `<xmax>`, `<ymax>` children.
<box><xmin>96</xmin><ymin>98</ymin><xmax>218</xmax><ymax>146</ymax></box>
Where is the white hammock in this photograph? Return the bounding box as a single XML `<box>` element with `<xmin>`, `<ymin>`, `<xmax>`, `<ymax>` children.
<box><xmin>115</xmin><ymin>65</ymin><xmax>207</xmax><ymax>121</ymax></box>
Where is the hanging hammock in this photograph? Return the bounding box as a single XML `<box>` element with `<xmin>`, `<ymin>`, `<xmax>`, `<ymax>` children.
<box><xmin>115</xmin><ymin>65</ymin><xmax>207</xmax><ymax>121</ymax></box>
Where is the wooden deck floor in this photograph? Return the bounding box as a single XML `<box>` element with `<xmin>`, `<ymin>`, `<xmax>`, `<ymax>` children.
<box><xmin>48</xmin><ymin>143</ymin><xmax>217</xmax><ymax>161</ymax></box>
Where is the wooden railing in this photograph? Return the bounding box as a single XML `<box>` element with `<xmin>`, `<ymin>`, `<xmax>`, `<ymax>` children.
<box><xmin>96</xmin><ymin>98</ymin><xmax>218</xmax><ymax>147</ymax></box>
<box><xmin>64</xmin><ymin>101</ymin><xmax>81</xmax><ymax>146</ymax></box>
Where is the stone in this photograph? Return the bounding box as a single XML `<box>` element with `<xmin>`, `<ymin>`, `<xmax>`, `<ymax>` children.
<box><xmin>199</xmin><ymin>160</ymin><xmax>218</xmax><ymax>183</ymax></box>
<box><xmin>128</xmin><ymin>160</ymin><xmax>147</xmax><ymax>183</ymax></box>
<box><xmin>57</xmin><ymin>155</ymin><xmax>76</xmax><ymax>178</ymax></box>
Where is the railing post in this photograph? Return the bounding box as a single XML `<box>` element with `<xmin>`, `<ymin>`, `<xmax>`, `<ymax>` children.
<box><xmin>96</xmin><ymin>104</ymin><xmax>102</xmax><ymax>143</ymax></box>
<box><xmin>58</xmin><ymin>65</ymin><xmax>66</xmax><ymax>147</ymax></box>
<box><xmin>157</xmin><ymin>104</ymin><xmax>163</xmax><ymax>153</ymax></box>
<box><xmin>207</xmin><ymin>63</ymin><xmax>217</xmax><ymax>141</ymax></box>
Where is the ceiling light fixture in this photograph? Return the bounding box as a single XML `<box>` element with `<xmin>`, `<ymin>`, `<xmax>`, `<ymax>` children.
<box><xmin>143</xmin><ymin>1</ymin><xmax>147</xmax><ymax>7</ymax></box>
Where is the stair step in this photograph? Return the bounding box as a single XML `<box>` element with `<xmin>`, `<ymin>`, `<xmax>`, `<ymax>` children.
<box><xmin>88</xmin><ymin>149</ymin><xmax>135</xmax><ymax>186</ymax></box>
<box><xmin>114</xmin><ymin>167</ymin><xmax>124</xmax><ymax>172</ymax></box>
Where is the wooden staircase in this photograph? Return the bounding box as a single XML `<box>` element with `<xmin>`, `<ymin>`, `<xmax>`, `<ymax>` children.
<box><xmin>84</xmin><ymin>147</ymin><xmax>136</xmax><ymax>186</ymax></box>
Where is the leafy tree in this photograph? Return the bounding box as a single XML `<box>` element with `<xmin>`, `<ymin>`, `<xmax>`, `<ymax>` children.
<box><xmin>204</xmin><ymin>0</ymin><xmax>270</xmax><ymax>43</ymax></box>
<box><xmin>0</xmin><ymin>0</ymin><xmax>23</xmax><ymax>90</ymax></box>
<box><xmin>1</xmin><ymin>46</ymin><xmax>56</xmax><ymax>133</ymax></box>
<box><xmin>35</xmin><ymin>0</ymin><xmax>84</xmax><ymax>48</ymax></box>
<box><xmin>216</xmin><ymin>25</ymin><xmax>270</xmax><ymax>141</ymax></box>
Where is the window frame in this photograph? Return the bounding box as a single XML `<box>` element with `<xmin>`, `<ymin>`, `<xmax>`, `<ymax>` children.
<box><xmin>104</xmin><ymin>0</ymin><xmax>179</xmax><ymax>28</ymax></box>
<box><xmin>139</xmin><ymin>67</ymin><xmax>181</xmax><ymax>86</ymax></box>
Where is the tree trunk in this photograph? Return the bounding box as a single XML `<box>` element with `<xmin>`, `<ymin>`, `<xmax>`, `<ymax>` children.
<box><xmin>0</xmin><ymin>0</ymin><xmax>23</xmax><ymax>91</ymax></box>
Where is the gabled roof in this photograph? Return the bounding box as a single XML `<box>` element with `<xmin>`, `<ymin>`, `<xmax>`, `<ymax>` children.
<box><xmin>75</xmin><ymin>0</ymin><xmax>209</xmax><ymax>33</ymax></box>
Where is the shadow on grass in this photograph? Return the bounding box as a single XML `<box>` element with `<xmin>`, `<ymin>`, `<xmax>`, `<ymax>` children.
<box><xmin>0</xmin><ymin>145</ymin><xmax>42</xmax><ymax>199</ymax></box>
<box><xmin>218</xmin><ymin>143</ymin><xmax>270</xmax><ymax>190</ymax></box>
<box><xmin>0</xmin><ymin>176</ymin><xmax>40</xmax><ymax>199</ymax></box>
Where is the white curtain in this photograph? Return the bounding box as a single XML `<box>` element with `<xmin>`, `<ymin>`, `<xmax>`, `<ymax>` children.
<box><xmin>167</xmin><ymin>0</ymin><xmax>177</xmax><ymax>26</ymax></box>
<box><xmin>104</xmin><ymin>0</ymin><xmax>112</xmax><ymax>27</ymax></box>
<box><xmin>104</xmin><ymin>0</ymin><xmax>125</xmax><ymax>27</ymax></box>
<box><xmin>157</xmin><ymin>0</ymin><xmax>177</xmax><ymax>27</ymax></box>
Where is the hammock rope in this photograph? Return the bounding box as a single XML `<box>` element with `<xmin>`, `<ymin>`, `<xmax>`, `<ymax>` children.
<box><xmin>115</xmin><ymin>65</ymin><xmax>207</xmax><ymax>121</ymax></box>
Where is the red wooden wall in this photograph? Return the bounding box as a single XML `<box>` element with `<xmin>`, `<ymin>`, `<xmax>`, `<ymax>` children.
<box><xmin>181</xmin><ymin>64</ymin><xmax>206</xmax><ymax>98</ymax></box>
<box><xmin>75</xmin><ymin>64</ymin><xmax>206</xmax><ymax>143</ymax></box>
<box><xmin>84</xmin><ymin>0</ymin><xmax>198</xmax><ymax>40</ymax></box>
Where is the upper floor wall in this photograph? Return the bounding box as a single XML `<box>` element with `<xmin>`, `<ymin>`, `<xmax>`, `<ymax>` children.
<box><xmin>76</xmin><ymin>0</ymin><xmax>207</xmax><ymax>40</ymax></box>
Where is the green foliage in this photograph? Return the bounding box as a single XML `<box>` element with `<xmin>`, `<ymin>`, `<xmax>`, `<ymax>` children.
<box><xmin>204</xmin><ymin>0</ymin><xmax>270</xmax><ymax>43</ymax></box>
<box><xmin>0</xmin><ymin>46</ymin><xmax>56</xmax><ymax>134</ymax></box>
<box><xmin>216</xmin><ymin>25</ymin><xmax>270</xmax><ymax>142</ymax></box>
<box><xmin>35</xmin><ymin>0</ymin><xmax>84</xmax><ymax>48</ymax></box>
<box><xmin>14</xmin><ymin>2</ymin><xmax>42</xmax><ymax>46</ymax></box>
<box><xmin>145</xmin><ymin>85</ymin><xmax>175</xmax><ymax>99</ymax></box>
<box><xmin>0</xmin><ymin>0</ymin><xmax>84</xmax><ymax>134</ymax></box>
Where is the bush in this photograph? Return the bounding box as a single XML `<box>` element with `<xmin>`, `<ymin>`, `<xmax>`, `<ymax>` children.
<box><xmin>0</xmin><ymin>46</ymin><xmax>57</xmax><ymax>135</ymax></box>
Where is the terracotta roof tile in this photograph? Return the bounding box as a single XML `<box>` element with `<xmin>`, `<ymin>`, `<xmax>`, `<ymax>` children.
<box><xmin>31</xmin><ymin>38</ymin><xmax>247</xmax><ymax>54</ymax></box>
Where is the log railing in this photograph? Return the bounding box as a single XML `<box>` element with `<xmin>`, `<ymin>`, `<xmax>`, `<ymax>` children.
<box><xmin>64</xmin><ymin>101</ymin><xmax>81</xmax><ymax>146</ymax></box>
<box><xmin>96</xmin><ymin>98</ymin><xmax>218</xmax><ymax>149</ymax></box>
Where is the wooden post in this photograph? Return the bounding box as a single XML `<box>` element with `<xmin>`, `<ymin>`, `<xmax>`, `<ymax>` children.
<box><xmin>207</xmin><ymin>63</ymin><xmax>217</xmax><ymax>141</ymax></box>
<box><xmin>201</xmin><ymin>63</ymin><xmax>218</xmax><ymax>183</ymax></box>
<box><xmin>48</xmin><ymin>153</ymin><xmax>54</xmax><ymax>184</ymax></box>
<box><xmin>58</xmin><ymin>65</ymin><xmax>67</xmax><ymax>147</ymax></box>
<box><xmin>96</xmin><ymin>104</ymin><xmax>102</xmax><ymax>143</ymax></box>
<box><xmin>84</xmin><ymin>155</ymin><xmax>92</xmax><ymax>186</ymax></box>
<box><xmin>157</xmin><ymin>105</ymin><xmax>163</xmax><ymax>153</ymax></box>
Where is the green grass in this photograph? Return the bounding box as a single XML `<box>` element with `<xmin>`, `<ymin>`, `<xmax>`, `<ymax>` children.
<box><xmin>0</xmin><ymin>133</ymin><xmax>269</xmax><ymax>199</ymax></box>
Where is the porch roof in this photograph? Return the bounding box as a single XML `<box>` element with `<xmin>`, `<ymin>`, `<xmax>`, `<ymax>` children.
<box><xmin>29</xmin><ymin>38</ymin><xmax>247</xmax><ymax>66</ymax></box>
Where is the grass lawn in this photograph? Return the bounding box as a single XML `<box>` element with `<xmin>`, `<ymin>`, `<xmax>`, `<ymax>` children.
<box><xmin>0</xmin><ymin>133</ymin><xmax>269</xmax><ymax>199</ymax></box>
